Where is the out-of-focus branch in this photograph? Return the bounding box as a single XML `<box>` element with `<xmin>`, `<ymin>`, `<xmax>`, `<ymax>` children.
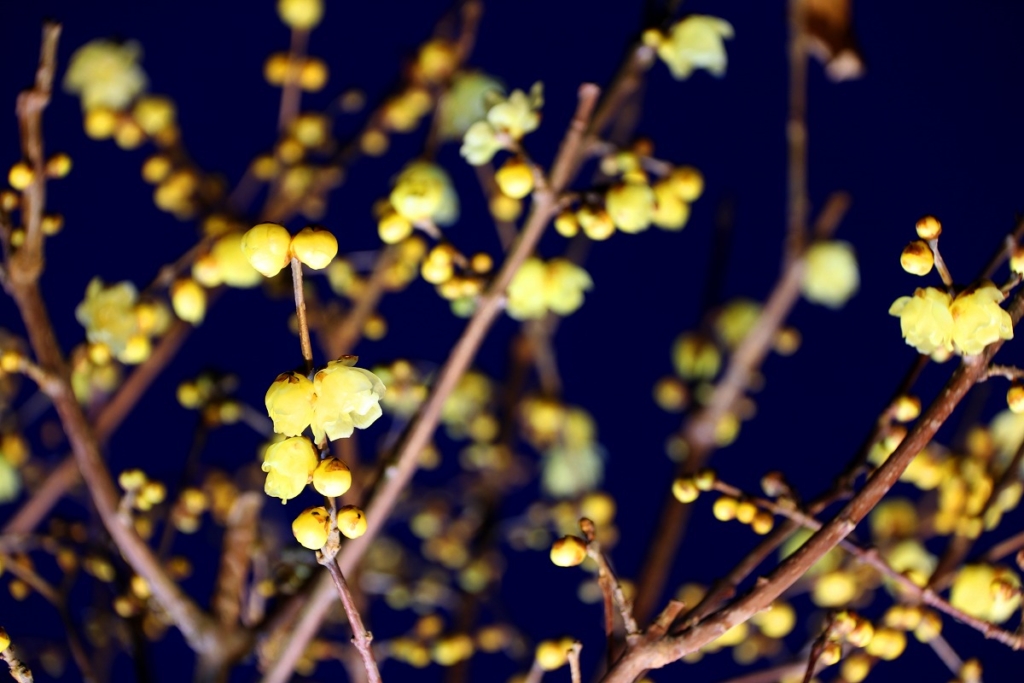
<box><xmin>320</xmin><ymin>553</ymin><xmax>382</xmax><ymax>683</ymax></box>
<box><xmin>258</xmin><ymin>82</ymin><xmax>602</xmax><ymax>683</ymax></box>
<box><xmin>212</xmin><ymin>492</ymin><xmax>263</xmax><ymax>628</ymax></box>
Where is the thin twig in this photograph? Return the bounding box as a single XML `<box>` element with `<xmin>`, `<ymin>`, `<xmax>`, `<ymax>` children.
<box><xmin>0</xmin><ymin>635</ymin><xmax>33</xmax><ymax>683</ymax></box>
<box><xmin>291</xmin><ymin>258</ymin><xmax>314</xmax><ymax>371</ymax></box>
<box><xmin>568</xmin><ymin>641</ymin><xmax>583</xmax><ymax>683</ymax></box>
<box><xmin>320</xmin><ymin>554</ymin><xmax>382</xmax><ymax>683</ymax></box>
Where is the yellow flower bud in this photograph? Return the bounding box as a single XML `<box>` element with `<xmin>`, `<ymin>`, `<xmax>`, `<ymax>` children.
<box><xmin>577</xmin><ymin>207</ymin><xmax>615</xmax><ymax>240</ymax></box>
<box><xmin>133</xmin><ymin>96</ymin><xmax>176</xmax><ymax>136</ymax></box>
<box><xmin>735</xmin><ymin>500</ymin><xmax>757</xmax><ymax>524</ymax></box>
<box><xmin>900</xmin><ymin>240</ymin><xmax>934</xmax><ymax>276</ymax></box>
<box><xmin>336</xmin><ymin>504</ymin><xmax>367</xmax><ymax>539</ymax></box>
<box><xmin>489</xmin><ymin>193</ymin><xmax>522</xmax><ymax>222</ymax></box>
<box><xmin>752</xmin><ymin>601</ymin><xmax>795</xmax><ymax>638</ymax></box>
<box><xmin>554</xmin><ymin>210</ymin><xmax>579</xmax><ymax>237</ymax></box>
<box><xmin>651</xmin><ymin>180</ymin><xmax>691</xmax><ymax>230</ymax></box>
<box><xmin>672</xmin><ymin>333</ymin><xmax>720</xmax><ymax>380</ymax></box>
<box><xmin>290</xmin><ymin>226</ymin><xmax>338</xmax><ymax>270</ymax></box>
<box><xmin>712</xmin><ymin>496</ymin><xmax>738</xmax><ymax>521</ymax></box>
<box><xmin>292</xmin><ymin>506</ymin><xmax>330</xmax><ymax>550</ymax></box>
<box><xmin>812</xmin><ymin>570</ymin><xmax>858</xmax><ymax>607</ymax></box>
<box><xmin>299</xmin><ymin>58</ymin><xmax>329</xmax><ymax>91</ymax></box>
<box><xmin>494</xmin><ymin>157</ymin><xmax>534</xmax><ymax>199</ymax></box>
<box><xmin>312</xmin><ymin>457</ymin><xmax>352</xmax><ymax>497</ymax></box>
<box><xmin>605</xmin><ymin>181</ymin><xmax>655</xmax><ymax>233</ymax></box>
<box><xmin>819</xmin><ymin>641</ymin><xmax>841</xmax><ymax>667</ymax></box>
<box><xmin>242</xmin><ymin>223</ymin><xmax>293</xmax><ymax>277</ymax></box>
<box><xmin>865</xmin><ymin>627</ymin><xmax>906</xmax><ymax>661</ymax></box>
<box><xmin>550</xmin><ymin>535</ymin><xmax>588</xmax><ymax>567</ymax></box>
<box><xmin>261</xmin><ymin>436</ymin><xmax>318</xmax><ymax>502</ymax></box>
<box><xmin>170</xmin><ymin>279</ymin><xmax>206</xmax><ymax>324</ymax></box>
<box><xmin>265</xmin><ymin>372</ymin><xmax>315</xmax><ymax>436</ymax></box>
<box><xmin>0</xmin><ymin>627</ymin><xmax>9</xmax><ymax>654</ymax></box>
<box><xmin>950</xmin><ymin>283</ymin><xmax>1013</xmax><ymax>356</ymax></box>
<box><xmin>535</xmin><ymin>638</ymin><xmax>572</xmax><ymax>671</ymax></box>
<box><xmin>277</xmin><ymin>0</ymin><xmax>324</xmax><ymax>30</ymax></box>
<box><xmin>84</xmin><ymin>108</ymin><xmax>117</xmax><ymax>139</ymax></box>
<box><xmin>668</xmin><ymin>166</ymin><xmax>704</xmax><ymax>201</ymax></box>
<box><xmin>654</xmin><ymin>376</ymin><xmax>688</xmax><ymax>412</ymax></box>
<box><xmin>802</xmin><ymin>240</ymin><xmax>859</xmax><ymax>309</ymax></box>
<box><xmin>841</xmin><ymin>653</ymin><xmax>872</xmax><ymax>682</ymax></box>
<box><xmin>1011</xmin><ymin>246</ymin><xmax>1024</xmax><ymax>276</ymax></box>
<box><xmin>8</xmin><ymin>162</ymin><xmax>33</xmax><ymax>191</ymax></box>
<box><xmin>45</xmin><ymin>152</ymin><xmax>72</xmax><ymax>178</ymax></box>
<box><xmin>915</xmin><ymin>215</ymin><xmax>941</xmax><ymax>240</ymax></box>
<box><xmin>378</xmin><ymin>211</ymin><xmax>414</xmax><ymax>244</ymax></box>
<box><xmin>1008</xmin><ymin>385</ymin><xmax>1024</xmax><ymax>414</ymax></box>
<box><xmin>892</xmin><ymin>395</ymin><xmax>921</xmax><ymax>422</ymax></box>
<box><xmin>751</xmin><ymin>510</ymin><xmax>774</xmax><ymax>535</ymax></box>
<box><xmin>672</xmin><ymin>478</ymin><xmax>700</xmax><ymax>503</ymax></box>
<box><xmin>431</xmin><ymin>633</ymin><xmax>474</xmax><ymax>666</ymax></box>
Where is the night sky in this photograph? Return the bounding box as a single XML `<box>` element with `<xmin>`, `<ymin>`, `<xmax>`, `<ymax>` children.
<box><xmin>3</xmin><ymin>1</ymin><xmax>1024</xmax><ymax>681</ymax></box>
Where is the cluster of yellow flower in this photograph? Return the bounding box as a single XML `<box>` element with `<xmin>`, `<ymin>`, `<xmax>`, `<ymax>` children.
<box><xmin>378</xmin><ymin>161</ymin><xmax>460</xmax><ymax>245</ymax></box>
<box><xmin>75</xmin><ymin>279</ymin><xmax>173</xmax><ymax>364</ymax></box>
<box><xmin>643</xmin><ymin>15</ymin><xmax>735</xmax><ymax>80</ymax></box>
<box><xmin>890</xmin><ymin>217</ymin><xmax>1014</xmax><ymax>357</ymax></box>
<box><xmin>506</xmin><ymin>257</ymin><xmax>593</xmax><ymax>321</ymax></box>
<box><xmin>375</xmin><ymin>618</ymin><xmax>518</xmax><ymax>671</ymax></box>
<box><xmin>555</xmin><ymin>158</ymin><xmax>704</xmax><ymax>241</ymax></box>
<box><xmin>459</xmin><ymin>83</ymin><xmax>543</xmax><ymax>167</ymax></box>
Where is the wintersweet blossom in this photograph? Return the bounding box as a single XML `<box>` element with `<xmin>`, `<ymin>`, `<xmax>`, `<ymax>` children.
<box><xmin>653</xmin><ymin>16</ymin><xmax>735</xmax><ymax>80</ymax></box>
<box><xmin>460</xmin><ymin>121</ymin><xmax>505</xmax><ymax>166</ymax></box>
<box><xmin>506</xmin><ymin>258</ymin><xmax>593</xmax><ymax>320</ymax></box>
<box><xmin>75</xmin><ymin>278</ymin><xmax>140</xmax><ymax>360</ymax></box>
<box><xmin>438</xmin><ymin>71</ymin><xmax>503</xmax><ymax>139</ymax></box>
<box><xmin>888</xmin><ymin>287</ymin><xmax>954</xmax><ymax>355</ymax></box>
<box><xmin>949</xmin><ymin>283</ymin><xmax>1013</xmax><ymax>356</ymax></box>
<box><xmin>389</xmin><ymin>161</ymin><xmax>460</xmax><ymax>226</ymax></box>
<box><xmin>262</xmin><ymin>436</ymin><xmax>318</xmax><ymax>503</ymax></box>
<box><xmin>486</xmin><ymin>85</ymin><xmax>542</xmax><ymax>140</ymax></box>
<box><xmin>311</xmin><ymin>361</ymin><xmax>386</xmax><ymax>443</ymax></box>
<box><xmin>64</xmin><ymin>40</ymin><xmax>148</xmax><ymax>111</ymax></box>
<box><xmin>949</xmin><ymin>564</ymin><xmax>1021</xmax><ymax>623</ymax></box>
<box><xmin>265</xmin><ymin>372</ymin><xmax>316</xmax><ymax>436</ymax></box>
<box><xmin>802</xmin><ymin>240</ymin><xmax>860</xmax><ymax>308</ymax></box>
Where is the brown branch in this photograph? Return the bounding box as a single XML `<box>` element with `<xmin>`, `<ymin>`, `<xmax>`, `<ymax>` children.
<box><xmin>568</xmin><ymin>641</ymin><xmax>583</xmax><ymax>683</ymax></box>
<box><xmin>290</xmin><ymin>258</ymin><xmax>314</xmax><ymax>371</ymax></box>
<box><xmin>0</xmin><ymin>633</ymin><xmax>33</xmax><ymax>683</ymax></box>
<box><xmin>257</xmin><ymin>82</ymin><xmax>602</xmax><ymax>683</ymax></box>
<box><xmin>581</xmin><ymin>517</ymin><xmax>638</xmax><ymax>664</ymax></box>
<box><xmin>324</xmin><ymin>246</ymin><xmax>396</xmax><ymax>359</ymax></box>
<box><xmin>212</xmin><ymin>492</ymin><xmax>263</xmax><ymax>628</ymax></box>
<box><xmin>3</xmin><ymin>320</ymin><xmax>191</xmax><ymax>537</ymax></box>
<box><xmin>320</xmin><ymin>554</ymin><xmax>382</xmax><ymax>683</ymax></box>
<box><xmin>785</xmin><ymin>0</ymin><xmax>809</xmax><ymax>262</ymax></box>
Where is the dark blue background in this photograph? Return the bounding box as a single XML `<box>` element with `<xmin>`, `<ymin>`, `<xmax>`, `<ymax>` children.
<box><xmin>3</xmin><ymin>1</ymin><xmax>1024</xmax><ymax>681</ymax></box>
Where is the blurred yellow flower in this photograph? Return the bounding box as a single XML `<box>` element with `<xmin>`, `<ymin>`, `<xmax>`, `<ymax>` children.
<box><xmin>950</xmin><ymin>282</ymin><xmax>1013</xmax><ymax>356</ymax></box>
<box><xmin>655</xmin><ymin>16</ymin><xmax>735</xmax><ymax>80</ymax></box>
<box><xmin>439</xmin><ymin>71</ymin><xmax>503</xmax><ymax>140</ymax></box>
<box><xmin>949</xmin><ymin>564</ymin><xmax>1021</xmax><ymax>623</ymax></box>
<box><xmin>311</xmin><ymin>361</ymin><xmax>386</xmax><ymax>443</ymax></box>
<box><xmin>802</xmin><ymin>240</ymin><xmax>859</xmax><ymax>308</ymax></box>
<box><xmin>64</xmin><ymin>39</ymin><xmax>148</xmax><ymax>111</ymax></box>
<box><xmin>889</xmin><ymin>287</ymin><xmax>954</xmax><ymax>355</ymax></box>
<box><xmin>75</xmin><ymin>278</ymin><xmax>139</xmax><ymax>362</ymax></box>
<box><xmin>506</xmin><ymin>258</ymin><xmax>593</xmax><ymax>320</ymax></box>
<box><xmin>390</xmin><ymin>161</ymin><xmax>459</xmax><ymax>226</ymax></box>
<box><xmin>486</xmin><ymin>84</ymin><xmax>542</xmax><ymax>140</ymax></box>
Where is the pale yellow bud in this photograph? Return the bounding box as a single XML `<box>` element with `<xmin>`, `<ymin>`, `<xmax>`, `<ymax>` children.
<box><xmin>900</xmin><ymin>240</ymin><xmax>934</xmax><ymax>276</ymax></box>
<box><xmin>549</xmin><ymin>535</ymin><xmax>588</xmax><ymax>567</ymax></box>
<box><xmin>915</xmin><ymin>215</ymin><xmax>941</xmax><ymax>240</ymax></box>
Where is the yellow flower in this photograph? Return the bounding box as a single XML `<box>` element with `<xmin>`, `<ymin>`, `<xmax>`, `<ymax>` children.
<box><xmin>655</xmin><ymin>16</ymin><xmax>735</xmax><ymax>80</ymax></box>
<box><xmin>242</xmin><ymin>223</ymin><xmax>293</xmax><ymax>277</ymax></box>
<box><xmin>506</xmin><ymin>258</ymin><xmax>593</xmax><ymax>320</ymax></box>
<box><xmin>506</xmin><ymin>258</ymin><xmax>548</xmax><ymax>320</ymax></box>
<box><xmin>439</xmin><ymin>71</ymin><xmax>503</xmax><ymax>140</ymax></box>
<box><xmin>262</xmin><ymin>436</ymin><xmax>318</xmax><ymax>503</ymax></box>
<box><xmin>949</xmin><ymin>564</ymin><xmax>1021</xmax><ymax>623</ymax></box>
<box><xmin>545</xmin><ymin>259</ymin><xmax>593</xmax><ymax>316</ymax></box>
<box><xmin>311</xmin><ymin>361</ymin><xmax>386</xmax><ymax>443</ymax></box>
<box><xmin>265</xmin><ymin>372</ymin><xmax>316</xmax><ymax>436</ymax></box>
<box><xmin>486</xmin><ymin>84</ymin><xmax>542</xmax><ymax>140</ymax></box>
<box><xmin>459</xmin><ymin>121</ymin><xmax>504</xmax><ymax>166</ymax></box>
<box><xmin>950</xmin><ymin>283</ymin><xmax>1013</xmax><ymax>356</ymax></box>
<box><xmin>802</xmin><ymin>240</ymin><xmax>859</xmax><ymax>308</ymax></box>
<box><xmin>389</xmin><ymin>161</ymin><xmax>459</xmax><ymax>226</ymax></box>
<box><xmin>75</xmin><ymin>278</ymin><xmax>140</xmax><ymax>361</ymax></box>
<box><xmin>277</xmin><ymin>0</ymin><xmax>323</xmax><ymax>30</ymax></box>
<box><xmin>64</xmin><ymin>40</ymin><xmax>148</xmax><ymax>111</ymax></box>
<box><xmin>715</xmin><ymin>299</ymin><xmax>762</xmax><ymax>349</ymax></box>
<box><xmin>673</xmin><ymin>333</ymin><xmax>721</xmax><ymax>379</ymax></box>
<box><xmin>209</xmin><ymin>233</ymin><xmax>262</xmax><ymax>288</ymax></box>
<box><xmin>605</xmin><ymin>181</ymin><xmax>655</xmax><ymax>233</ymax></box>
<box><xmin>889</xmin><ymin>287</ymin><xmax>954</xmax><ymax>355</ymax></box>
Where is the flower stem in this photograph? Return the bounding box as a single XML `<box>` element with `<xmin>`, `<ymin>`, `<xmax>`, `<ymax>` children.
<box><xmin>290</xmin><ymin>257</ymin><xmax>314</xmax><ymax>373</ymax></box>
<box><xmin>319</xmin><ymin>554</ymin><xmax>382</xmax><ymax>683</ymax></box>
